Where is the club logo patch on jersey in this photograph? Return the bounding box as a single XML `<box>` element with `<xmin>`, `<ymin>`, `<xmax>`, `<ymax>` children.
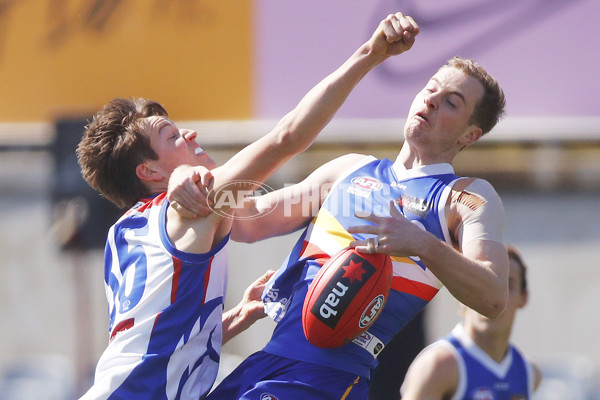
<box><xmin>351</xmin><ymin>176</ymin><xmax>383</xmax><ymax>191</ymax></box>
<box><xmin>310</xmin><ymin>255</ymin><xmax>377</xmax><ymax>329</ymax></box>
<box><xmin>397</xmin><ymin>194</ymin><xmax>430</xmax><ymax>218</ymax></box>
<box><xmin>347</xmin><ymin>176</ymin><xmax>383</xmax><ymax>198</ymax></box>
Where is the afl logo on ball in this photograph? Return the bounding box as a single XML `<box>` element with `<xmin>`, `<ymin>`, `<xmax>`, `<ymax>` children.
<box><xmin>351</xmin><ymin>176</ymin><xmax>383</xmax><ymax>191</ymax></box>
<box><xmin>359</xmin><ymin>294</ymin><xmax>385</xmax><ymax>328</ymax></box>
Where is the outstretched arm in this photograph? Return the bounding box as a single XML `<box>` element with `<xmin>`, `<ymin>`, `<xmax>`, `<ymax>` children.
<box><xmin>168</xmin><ymin>13</ymin><xmax>420</xmax><ymax>232</ymax></box>
<box><xmin>208</xmin><ymin>12</ymin><xmax>419</xmax><ymax>199</ymax></box>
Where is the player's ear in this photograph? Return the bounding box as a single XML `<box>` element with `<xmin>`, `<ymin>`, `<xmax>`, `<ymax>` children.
<box><xmin>136</xmin><ymin>163</ymin><xmax>163</xmax><ymax>182</ymax></box>
<box><xmin>459</xmin><ymin>126</ymin><xmax>482</xmax><ymax>147</ymax></box>
<box><xmin>518</xmin><ymin>288</ymin><xmax>529</xmax><ymax>309</ymax></box>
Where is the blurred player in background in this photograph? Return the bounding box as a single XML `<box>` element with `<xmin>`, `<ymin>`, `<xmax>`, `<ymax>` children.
<box><xmin>400</xmin><ymin>245</ymin><xmax>542</xmax><ymax>399</ymax></box>
<box><xmin>75</xmin><ymin>7</ymin><xmax>404</xmax><ymax>397</ymax></box>
<box><xmin>170</xmin><ymin>9</ymin><xmax>509</xmax><ymax>400</ymax></box>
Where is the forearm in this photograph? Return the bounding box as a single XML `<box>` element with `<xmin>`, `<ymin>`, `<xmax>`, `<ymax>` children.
<box><xmin>221</xmin><ymin>303</ymin><xmax>252</xmax><ymax>345</ymax></box>
<box><xmin>276</xmin><ymin>43</ymin><xmax>387</xmax><ymax>151</ymax></box>
<box><xmin>417</xmin><ymin>235</ymin><xmax>508</xmax><ymax>318</ymax></box>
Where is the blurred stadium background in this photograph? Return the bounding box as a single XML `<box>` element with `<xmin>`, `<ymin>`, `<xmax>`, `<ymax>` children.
<box><xmin>0</xmin><ymin>0</ymin><xmax>598</xmax><ymax>399</ymax></box>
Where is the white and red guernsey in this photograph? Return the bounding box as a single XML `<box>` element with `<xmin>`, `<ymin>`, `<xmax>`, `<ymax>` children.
<box><xmin>81</xmin><ymin>193</ymin><xmax>228</xmax><ymax>400</ymax></box>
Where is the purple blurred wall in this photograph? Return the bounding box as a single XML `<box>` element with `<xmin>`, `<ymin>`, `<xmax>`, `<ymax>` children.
<box><xmin>254</xmin><ymin>0</ymin><xmax>598</xmax><ymax>119</ymax></box>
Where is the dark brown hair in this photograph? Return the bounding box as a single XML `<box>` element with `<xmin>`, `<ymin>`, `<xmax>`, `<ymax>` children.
<box><xmin>76</xmin><ymin>98</ymin><xmax>168</xmax><ymax>209</ymax></box>
<box><xmin>507</xmin><ymin>245</ymin><xmax>528</xmax><ymax>294</ymax></box>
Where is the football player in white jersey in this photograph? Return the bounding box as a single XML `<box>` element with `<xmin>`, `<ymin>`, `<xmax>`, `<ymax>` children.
<box><xmin>400</xmin><ymin>246</ymin><xmax>542</xmax><ymax>399</ymax></box>
<box><xmin>76</xmin><ymin>10</ymin><xmax>419</xmax><ymax>400</ymax></box>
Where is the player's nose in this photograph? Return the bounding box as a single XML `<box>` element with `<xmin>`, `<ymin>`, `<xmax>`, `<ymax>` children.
<box><xmin>182</xmin><ymin>130</ymin><xmax>197</xmax><ymax>141</ymax></box>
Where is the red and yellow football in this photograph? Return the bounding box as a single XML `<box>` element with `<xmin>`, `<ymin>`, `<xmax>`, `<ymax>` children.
<box><xmin>302</xmin><ymin>247</ymin><xmax>392</xmax><ymax>348</ymax></box>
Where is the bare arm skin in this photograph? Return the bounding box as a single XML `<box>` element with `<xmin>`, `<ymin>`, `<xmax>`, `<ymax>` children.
<box><xmin>349</xmin><ymin>177</ymin><xmax>508</xmax><ymax>318</ymax></box>
<box><xmin>401</xmin><ymin>344</ymin><xmax>459</xmax><ymax>400</ymax></box>
<box><xmin>231</xmin><ymin>153</ymin><xmax>369</xmax><ymax>243</ymax></box>
<box><xmin>168</xmin><ymin>13</ymin><xmax>420</xmax><ymax>253</ymax></box>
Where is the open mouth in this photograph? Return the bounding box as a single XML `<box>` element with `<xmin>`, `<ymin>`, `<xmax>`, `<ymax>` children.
<box><xmin>194</xmin><ymin>147</ymin><xmax>205</xmax><ymax>155</ymax></box>
<box><xmin>415</xmin><ymin>112</ymin><xmax>429</xmax><ymax>123</ymax></box>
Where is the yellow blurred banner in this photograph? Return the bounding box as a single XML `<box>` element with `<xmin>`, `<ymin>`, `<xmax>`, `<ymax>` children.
<box><xmin>0</xmin><ymin>0</ymin><xmax>252</xmax><ymax>122</ymax></box>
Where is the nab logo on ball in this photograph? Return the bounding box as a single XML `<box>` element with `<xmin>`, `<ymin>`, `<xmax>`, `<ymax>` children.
<box><xmin>310</xmin><ymin>254</ymin><xmax>377</xmax><ymax>329</ymax></box>
<box><xmin>302</xmin><ymin>248</ymin><xmax>392</xmax><ymax>348</ymax></box>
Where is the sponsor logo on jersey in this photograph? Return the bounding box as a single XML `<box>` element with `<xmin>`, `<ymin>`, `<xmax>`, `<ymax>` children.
<box><xmin>359</xmin><ymin>294</ymin><xmax>385</xmax><ymax>328</ymax></box>
<box><xmin>473</xmin><ymin>387</ymin><xmax>494</xmax><ymax>400</ymax></box>
<box><xmin>397</xmin><ymin>194</ymin><xmax>430</xmax><ymax>218</ymax></box>
<box><xmin>311</xmin><ymin>253</ymin><xmax>377</xmax><ymax>329</ymax></box>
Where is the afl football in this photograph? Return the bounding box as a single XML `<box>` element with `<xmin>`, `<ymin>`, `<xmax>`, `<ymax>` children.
<box><xmin>302</xmin><ymin>247</ymin><xmax>392</xmax><ymax>348</ymax></box>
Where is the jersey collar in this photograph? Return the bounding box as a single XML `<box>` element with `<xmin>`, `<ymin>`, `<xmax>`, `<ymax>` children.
<box><xmin>392</xmin><ymin>155</ymin><xmax>455</xmax><ymax>180</ymax></box>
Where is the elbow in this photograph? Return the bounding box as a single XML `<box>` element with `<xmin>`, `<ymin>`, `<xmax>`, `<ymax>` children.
<box><xmin>482</xmin><ymin>284</ymin><xmax>508</xmax><ymax>319</ymax></box>
<box><xmin>231</xmin><ymin>224</ymin><xmax>262</xmax><ymax>243</ymax></box>
<box><xmin>273</xmin><ymin>117</ymin><xmax>312</xmax><ymax>154</ymax></box>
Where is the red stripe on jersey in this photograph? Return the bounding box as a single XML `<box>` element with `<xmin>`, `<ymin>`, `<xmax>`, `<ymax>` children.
<box><xmin>299</xmin><ymin>241</ymin><xmax>329</xmax><ymax>264</ymax></box>
<box><xmin>391</xmin><ymin>276</ymin><xmax>438</xmax><ymax>301</ymax></box>
<box><xmin>110</xmin><ymin>318</ymin><xmax>135</xmax><ymax>342</ymax></box>
<box><xmin>127</xmin><ymin>193</ymin><xmax>168</xmax><ymax>215</ymax></box>
<box><xmin>202</xmin><ymin>259</ymin><xmax>213</xmax><ymax>305</ymax></box>
<box><xmin>171</xmin><ymin>257</ymin><xmax>183</xmax><ymax>304</ymax></box>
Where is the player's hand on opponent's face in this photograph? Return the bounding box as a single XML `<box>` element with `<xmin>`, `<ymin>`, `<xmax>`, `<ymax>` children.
<box><xmin>370</xmin><ymin>12</ymin><xmax>419</xmax><ymax>58</ymax></box>
<box><xmin>167</xmin><ymin>165</ymin><xmax>215</xmax><ymax>219</ymax></box>
<box><xmin>348</xmin><ymin>200</ymin><xmax>426</xmax><ymax>257</ymax></box>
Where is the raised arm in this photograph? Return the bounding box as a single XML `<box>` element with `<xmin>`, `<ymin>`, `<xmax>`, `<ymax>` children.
<box><xmin>208</xmin><ymin>13</ymin><xmax>419</xmax><ymax>201</ymax></box>
<box><xmin>168</xmin><ymin>13</ymin><xmax>419</xmax><ymax>219</ymax></box>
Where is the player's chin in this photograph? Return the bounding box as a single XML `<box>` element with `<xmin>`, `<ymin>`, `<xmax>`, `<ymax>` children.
<box><xmin>194</xmin><ymin>154</ymin><xmax>217</xmax><ymax>170</ymax></box>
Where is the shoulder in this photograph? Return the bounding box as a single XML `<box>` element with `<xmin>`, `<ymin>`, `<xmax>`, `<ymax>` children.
<box><xmin>303</xmin><ymin>153</ymin><xmax>372</xmax><ymax>184</ymax></box>
<box><xmin>321</xmin><ymin>153</ymin><xmax>372</xmax><ymax>171</ymax></box>
<box><xmin>402</xmin><ymin>341</ymin><xmax>459</xmax><ymax>398</ymax></box>
<box><xmin>453</xmin><ymin>177</ymin><xmax>501</xmax><ymax>203</ymax></box>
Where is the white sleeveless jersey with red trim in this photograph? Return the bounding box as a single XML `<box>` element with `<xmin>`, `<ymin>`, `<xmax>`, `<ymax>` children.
<box><xmin>81</xmin><ymin>193</ymin><xmax>229</xmax><ymax>400</ymax></box>
<box><xmin>262</xmin><ymin>156</ymin><xmax>459</xmax><ymax>378</ymax></box>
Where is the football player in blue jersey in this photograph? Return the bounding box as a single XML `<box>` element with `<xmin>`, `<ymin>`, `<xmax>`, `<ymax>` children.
<box><xmin>168</xmin><ymin>9</ymin><xmax>511</xmax><ymax>400</ymax></box>
<box><xmin>400</xmin><ymin>246</ymin><xmax>542</xmax><ymax>399</ymax></box>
